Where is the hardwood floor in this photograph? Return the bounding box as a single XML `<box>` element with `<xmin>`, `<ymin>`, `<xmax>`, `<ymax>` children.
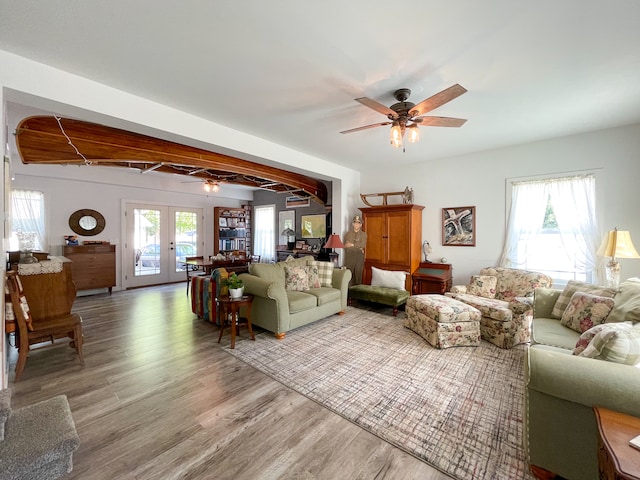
<box><xmin>7</xmin><ymin>283</ymin><xmax>452</xmax><ymax>480</ymax></box>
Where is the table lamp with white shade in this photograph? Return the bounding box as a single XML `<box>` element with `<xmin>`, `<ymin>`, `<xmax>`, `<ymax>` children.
<box><xmin>597</xmin><ymin>227</ymin><xmax>640</xmax><ymax>288</ymax></box>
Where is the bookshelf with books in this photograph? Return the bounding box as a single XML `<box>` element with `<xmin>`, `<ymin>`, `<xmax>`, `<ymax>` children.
<box><xmin>214</xmin><ymin>206</ymin><xmax>251</xmax><ymax>258</ymax></box>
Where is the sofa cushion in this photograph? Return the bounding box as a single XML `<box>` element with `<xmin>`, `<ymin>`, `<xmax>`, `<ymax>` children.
<box><xmin>305</xmin><ymin>265</ymin><xmax>321</xmax><ymax>288</ymax></box>
<box><xmin>533</xmin><ymin>317</ymin><xmax>582</xmax><ymax>350</ymax></box>
<box><xmin>287</xmin><ymin>291</ymin><xmax>318</xmax><ymax>313</ymax></box>
<box><xmin>575</xmin><ymin>322</ymin><xmax>640</xmax><ymax>365</ymax></box>
<box><xmin>284</xmin><ymin>265</ymin><xmax>309</xmax><ymax>291</ymax></box>
<box><xmin>551</xmin><ymin>280</ymin><xmax>617</xmax><ymax>319</ymax></box>
<box><xmin>306</xmin><ymin>287</ymin><xmax>341</xmax><ymax>306</ymax></box>
<box><xmin>467</xmin><ymin>275</ymin><xmax>497</xmax><ymax>298</ymax></box>
<box><xmin>249</xmin><ymin>263</ymin><xmax>286</xmax><ymax>287</ymax></box>
<box><xmin>371</xmin><ymin>266</ymin><xmax>407</xmax><ymax>290</ymax></box>
<box><xmin>607</xmin><ymin>280</ymin><xmax>640</xmax><ymax>324</ymax></box>
<box><xmin>308</xmin><ymin>260</ymin><xmax>334</xmax><ymax>288</ymax></box>
<box><xmin>448</xmin><ymin>293</ymin><xmax>512</xmax><ymax>322</ymax></box>
<box><xmin>560</xmin><ymin>291</ymin><xmax>615</xmax><ymax>333</ymax></box>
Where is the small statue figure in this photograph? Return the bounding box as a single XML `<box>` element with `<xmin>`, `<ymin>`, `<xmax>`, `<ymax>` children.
<box><xmin>403</xmin><ymin>186</ymin><xmax>414</xmax><ymax>204</ymax></box>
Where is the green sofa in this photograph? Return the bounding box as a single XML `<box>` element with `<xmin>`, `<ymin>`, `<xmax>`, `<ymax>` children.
<box><xmin>524</xmin><ymin>281</ymin><xmax>640</xmax><ymax>480</ymax></box>
<box><xmin>238</xmin><ymin>257</ymin><xmax>351</xmax><ymax>338</ymax></box>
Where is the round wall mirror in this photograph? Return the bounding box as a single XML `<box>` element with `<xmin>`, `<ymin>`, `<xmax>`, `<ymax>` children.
<box><xmin>69</xmin><ymin>209</ymin><xmax>106</xmax><ymax>236</ymax></box>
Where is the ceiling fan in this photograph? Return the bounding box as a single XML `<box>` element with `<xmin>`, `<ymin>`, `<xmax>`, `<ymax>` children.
<box><xmin>340</xmin><ymin>84</ymin><xmax>467</xmax><ymax>150</ymax></box>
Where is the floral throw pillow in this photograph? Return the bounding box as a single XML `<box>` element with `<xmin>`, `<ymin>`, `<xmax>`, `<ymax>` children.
<box><xmin>467</xmin><ymin>275</ymin><xmax>498</xmax><ymax>298</ymax></box>
<box><xmin>284</xmin><ymin>265</ymin><xmax>309</xmax><ymax>291</ymax></box>
<box><xmin>560</xmin><ymin>291</ymin><xmax>615</xmax><ymax>333</ymax></box>
<box><xmin>305</xmin><ymin>265</ymin><xmax>321</xmax><ymax>289</ymax></box>
<box><xmin>574</xmin><ymin>322</ymin><xmax>640</xmax><ymax>365</ymax></box>
<box><xmin>551</xmin><ymin>280</ymin><xmax>617</xmax><ymax>319</ymax></box>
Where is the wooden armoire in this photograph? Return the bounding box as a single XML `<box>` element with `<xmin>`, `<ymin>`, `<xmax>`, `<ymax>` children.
<box><xmin>360</xmin><ymin>204</ymin><xmax>424</xmax><ymax>290</ymax></box>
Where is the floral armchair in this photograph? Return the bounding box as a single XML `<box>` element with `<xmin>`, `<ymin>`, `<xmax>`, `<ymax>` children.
<box><xmin>446</xmin><ymin>267</ymin><xmax>553</xmax><ymax>348</ymax></box>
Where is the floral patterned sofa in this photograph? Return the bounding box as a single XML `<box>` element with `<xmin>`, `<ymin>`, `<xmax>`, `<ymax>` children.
<box><xmin>446</xmin><ymin>267</ymin><xmax>553</xmax><ymax>348</ymax></box>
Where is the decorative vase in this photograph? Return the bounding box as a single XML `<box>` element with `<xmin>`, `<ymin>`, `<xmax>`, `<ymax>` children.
<box><xmin>229</xmin><ymin>287</ymin><xmax>244</xmax><ymax>299</ymax></box>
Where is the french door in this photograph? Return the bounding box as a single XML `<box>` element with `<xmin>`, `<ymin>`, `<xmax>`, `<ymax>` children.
<box><xmin>125</xmin><ymin>203</ymin><xmax>203</xmax><ymax>288</ymax></box>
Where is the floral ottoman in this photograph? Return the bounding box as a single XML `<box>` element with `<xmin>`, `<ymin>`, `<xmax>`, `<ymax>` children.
<box><xmin>404</xmin><ymin>294</ymin><xmax>481</xmax><ymax>348</ymax></box>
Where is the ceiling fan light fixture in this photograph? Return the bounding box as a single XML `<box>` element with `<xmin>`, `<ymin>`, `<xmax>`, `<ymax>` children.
<box><xmin>204</xmin><ymin>179</ymin><xmax>219</xmax><ymax>193</ymax></box>
<box><xmin>407</xmin><ymin>123</ymin><xmax>420</xmax><ymax>143</ymax></box>
<box><xmin>343</xmin><ymin>84</ymin><xmax>467</xmax><ymax>151</ymax></box>
<box><xmin>390</xmin><ymin>121</ymin><xmax>403</xmax><ymax>148</ymax></box>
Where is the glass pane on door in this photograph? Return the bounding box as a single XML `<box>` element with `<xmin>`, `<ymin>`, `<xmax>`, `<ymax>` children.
<box><xmin>174</xmin><ymin>210</ymin><xmax>199</xmax><ymax>272</ymax></box>
<box><xmin>133</xmin><ymin>208</ymin><xmax>161</xmax><ymax>277</ymax></box>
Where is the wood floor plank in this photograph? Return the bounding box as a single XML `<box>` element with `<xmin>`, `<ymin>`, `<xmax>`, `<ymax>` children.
<box><xmin>7</xmin><ymin>283</ymin><xmax>452</xmax><ymax>480</ymax></box>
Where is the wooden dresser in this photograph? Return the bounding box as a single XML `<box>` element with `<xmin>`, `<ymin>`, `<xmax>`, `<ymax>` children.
<box><xmin>63</xmin><ymin>244</ymin><xmax>116</xmax><ymax>294</ymax></box>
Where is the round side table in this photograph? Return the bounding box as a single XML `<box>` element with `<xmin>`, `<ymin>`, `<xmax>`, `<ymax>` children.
<box><xmin>216</xmin><ymin>294</ymin><xmax>255</xmax><ymax>349</ymax></box>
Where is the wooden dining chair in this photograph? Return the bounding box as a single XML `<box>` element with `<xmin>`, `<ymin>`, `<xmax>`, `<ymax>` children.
<box><xmin>5</xmin><ymin>271</ymin><xmax>84</xmax><ymax>381</ymax></box>
<box><xmin>185</xmin><ymin>255</ymin><xmax>208</xmax><ymax>295</ymax></box>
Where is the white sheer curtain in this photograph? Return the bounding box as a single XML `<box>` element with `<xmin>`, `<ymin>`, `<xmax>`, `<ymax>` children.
<box><xmin>11</xmin><ymin>190</ymin><xmax>47</xmax><ymax>252</ymax></box>
<box><xmin>253</xmin><ymin>204</ymin><xmax>275</xmax><ymax>263</ymax></box>
<box><xmin>500</xmin><ymin>174</ymin><xmax>599</xmax><ymax>282</ymax></box>
<box><xmin>499</xmin><ymin>182</ymin><xmax>548</xmax><ymax>268</ymax></box>
<box><xmin>548</xmin><ymin>176</ymin><xmax>599</xmax><ymax>275</ymax></box>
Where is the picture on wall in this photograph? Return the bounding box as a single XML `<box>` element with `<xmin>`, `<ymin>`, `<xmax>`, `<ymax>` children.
<box><xmin>300</xmin><ymin>214</ymin><xmax>326</xmax><ymax>239</ymax></box>
<box><xmin>285</xmin><ymin>195</ymin><xmax>311</xmax><ymax>208</ymax></box>
<box><xmin>442</xmin><ymin>206</ymin><xmax>476</xmax><ymax>246</ymax></box>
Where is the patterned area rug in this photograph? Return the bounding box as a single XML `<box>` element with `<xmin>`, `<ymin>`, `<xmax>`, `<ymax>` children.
<box><xmin>227</xmin><ymin>307</ymin><xmax>533</xmax><ymax>480</ymax></box>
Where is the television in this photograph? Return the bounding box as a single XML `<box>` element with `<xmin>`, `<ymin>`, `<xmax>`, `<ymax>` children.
<box><xmin>300</xmin><ymin>214</ymin><xmax>326</xmax><ymax>239</ymax></box>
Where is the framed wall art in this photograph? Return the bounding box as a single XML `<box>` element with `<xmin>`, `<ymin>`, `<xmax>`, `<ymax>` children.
<box><xmin>442</xmin><ymin>206</ymin><xmax>476</xmax><ymax>246</ymax></box>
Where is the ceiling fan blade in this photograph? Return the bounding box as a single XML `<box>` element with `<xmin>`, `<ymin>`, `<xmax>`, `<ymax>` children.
<box><xmin>410</xmin><ymin>84</ymin><xmax>467</xmax><ymax>117</ymax></box>
<box><xmin>413</xmin><ymin>116</ymin><xmax>467</xmax><ymax>127</ymax></box>
<box><xmin>355</xmin><ymin>97</ymin><xmax>397</xmax><ymax>117</ymax></box>
<box><xmin>340</xmin><ymin>122</ymin><xmax>391</xmax><ymax>134</ymax></box>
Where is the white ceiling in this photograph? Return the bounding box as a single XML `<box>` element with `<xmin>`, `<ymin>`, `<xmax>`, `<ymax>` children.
<box><xmin>2</xmin><ymin>1</ymin><xmax>640</xmax><ymax>172</ymax></box>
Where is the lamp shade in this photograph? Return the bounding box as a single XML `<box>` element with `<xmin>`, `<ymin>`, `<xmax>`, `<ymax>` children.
<box><xmin>597</xmin><ymin>229</ymin><xmax>640</xmax><ymax>259</ymax></box>
<box><xmin>323</xmin><ymin>234</ymin><xmax>344</xmax><ymax>249</ymax></box>
<box><xmin>281</xmin><ymin>228</ymin><xmax>295</xmax><ymax>237</ymax></box>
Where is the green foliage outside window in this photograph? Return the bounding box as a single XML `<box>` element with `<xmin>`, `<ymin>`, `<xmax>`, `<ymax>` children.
<box><xmin>542</xmin><ymin>194</ymin><xmax>558</xmax><ymax>229</ymax></box>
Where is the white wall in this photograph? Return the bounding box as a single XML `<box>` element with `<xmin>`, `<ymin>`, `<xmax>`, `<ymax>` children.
<box><xmin>362</xmin><ymin>123</ymin><xmax>640</xmax><ymax>285</ymax></box>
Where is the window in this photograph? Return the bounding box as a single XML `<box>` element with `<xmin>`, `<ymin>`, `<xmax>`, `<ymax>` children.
<box><xmin>253</xmin><ymin>205</ymin><xmax>275</xmax><ymax>263</ymax></box>
<box><xmin>10</xmin><ymin>190</ymin><xmax>47</xmax><ymax>252</ymax></box>
<box><xmin>500</xmin><ymin>174</ymin><xmax>599</xmax><ymax>285</ymax></box>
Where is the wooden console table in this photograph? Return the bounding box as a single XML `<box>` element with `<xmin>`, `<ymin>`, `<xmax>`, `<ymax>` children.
<box><xmin>594</xmin><ymin>406</ymin><xmax>640</xmax><ymax>480</ymax></box>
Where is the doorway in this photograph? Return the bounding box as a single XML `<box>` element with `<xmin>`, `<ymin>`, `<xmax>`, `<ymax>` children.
<box><xmin>125</xmin><ymin>203</ymin><xmax>203</xmax><ymax>288</ymax></box>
